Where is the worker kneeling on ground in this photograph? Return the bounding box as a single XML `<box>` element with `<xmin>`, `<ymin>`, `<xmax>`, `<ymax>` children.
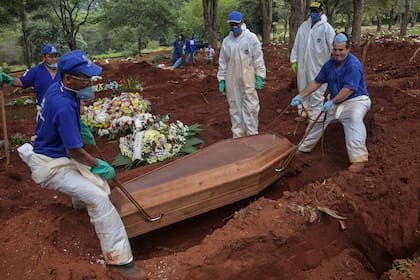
<box><xmin>17</xmin><ymin>50</ymin><xmax>147</xmax><ymax>279</ymax></box>
<box><xmin>290</xmin><ymin>32</ymin><xmax>371</xmax><ymax>173</ymax></box>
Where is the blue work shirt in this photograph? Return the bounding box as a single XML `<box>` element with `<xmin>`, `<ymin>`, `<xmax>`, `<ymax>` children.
<box><xmin>185</xmin><ymin>38</ymin><xmax>196</xmax><ymax>54</ymax></box>
<box><xmin>19</xmin><ymin>63</ymin><xmax>61</xmax><ymax>105</ymax></box>
<box><xmin>315</xmin><ymin>53</ymin><xmax>368</xmax><ymax>100</ymax></box>
<box><xmin>173</xmin><ymin>39</ymin><xmax>184</xmax><ymax>56</ymax></box>
<box><xmin>33</xmin><ymin>82</ymin><xmax>82</xmax><ymax>158</ymax></box>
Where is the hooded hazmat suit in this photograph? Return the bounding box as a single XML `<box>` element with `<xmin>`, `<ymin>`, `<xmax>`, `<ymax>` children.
<box><xmin>290</xmin><ymin>14</ymin><xmax>335</xmax><ymax>119</ymax></box>
<box><xmin>217</xmin><ymin>24</ymin><xmax>266</xmax><ymax>138</ymax></box>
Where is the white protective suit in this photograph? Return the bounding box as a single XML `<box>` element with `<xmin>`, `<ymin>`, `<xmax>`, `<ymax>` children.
<box><xmin>299</xmin><ymin>95</ymin><xmax>371</xmax><ymax>163</ymax></box>
<box><xmin>217</xmin><ymin>24</ymin><xmax>266</xmax><ymax>138</ymax></box>
<box><xmin>17</xmin><ymin>143</ymin><xmax>133</xmax><ymax>266</ymax></box>
<box><xmin>290</xmin><ymin>14</ymin><xmax>335</xmax><ymax>119</ymax></box>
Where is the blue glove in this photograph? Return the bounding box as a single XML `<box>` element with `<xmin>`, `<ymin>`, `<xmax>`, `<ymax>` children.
<box><xmin>80</xmin><ymin>119</ymin><xmax>96</xmax><ymax>146</ymax></box>
<box><xmin>290</xmin><ymin>62</ymin><xmax>298</xmax><ymax>73</ymax></box>
<box><xmin>323</xmin><ymin>100</ymin><xmax>334</xmax><ymax>112</ymax></box>
<box><xmin>91</xmin><ymin>159</ymin><xmax>115</xmax><ymax>180</ymax></box>
<box><xmin>255</xmin><ymin>75</ymin><xmax>264</xmax><ymax>90</ymax></box>
<box><xmin>290</xmin><ymin>95</ymin><xmax>302</xmax><ymax>107</ymax></box>
<box><xmin>218</xmin><ymin>80</ymin><xmax>226</xmax><ymax>96</ymax></box>
<box><xmin>0</xmin><ymin>72</ymin><xmax>13</xmax><ymax>86</ymax></box>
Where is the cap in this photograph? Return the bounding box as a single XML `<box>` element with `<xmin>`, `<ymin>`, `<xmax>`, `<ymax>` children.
<box><xmin>58</xmin><ymin>50</ymin><xmax>102</xmax><ymax>77</ymax></box>
<box><xmin>334</xmin><ymin>33</ymin><xmax>348</xmax><ymax>43</ymax></box>
<box><xmin>227</xmin><ymin>11</ymin><xmax>242</xmax><ymax>23</ymax></box>
<box><xmin>309</xmin><ymin>1</ymin><xmax>323</xmax><ymax>11</ymax></box>
<box><xmin>42</xmin><ymin>44</ymin><xmax>59</xmax><ymax>55</ymax></box>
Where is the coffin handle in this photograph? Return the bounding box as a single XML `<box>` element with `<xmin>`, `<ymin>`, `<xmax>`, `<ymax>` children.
<box><xmin>146</xmin><ymin>213</ymin><xmax>164</xmax><ymax>222</ymax></box>
<box><xmin>274</xmin><ymin>147</ymin><xmax>298</xmax><ymax>173</ymax></box>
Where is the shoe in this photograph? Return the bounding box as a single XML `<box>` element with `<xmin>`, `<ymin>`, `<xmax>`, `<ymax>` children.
<box><xmin>110</xmin><ymin>261</ymin><xmax>148</xmax><ymax>279</ymax></box>
<box><xmin>348</xmin><ymin>162</ymin><xmax>366</xmax><ymax>173</ymax></box>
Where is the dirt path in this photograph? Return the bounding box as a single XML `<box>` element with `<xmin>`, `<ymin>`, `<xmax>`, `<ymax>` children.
<box><xmin>0</xmin><ymin>40</ymin><xmax>419</xmax><ymax>280</ymax></box>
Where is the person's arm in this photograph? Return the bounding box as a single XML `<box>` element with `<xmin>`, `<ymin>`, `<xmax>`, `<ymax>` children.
<box><xmin>330</xmin><ymin>88</ymin><xmax>354</xmax><ymax>104</ymax></box>
<box><xmin>0</xmin><ymin>72</ymin><xmax>23</xmax><ymax>87</ymax></box>
<box><xmin>67</xmin><ymin>147</ymin><xmax>115</xmax><ymax>180</ymax></box>
<box><xmin>66</xmin><ymin>147</ymin><xmax>98</xmax><ymax>167</ymax></box>
<box><xmin>12</xmin><ymin>77</ymin><xmax>23</xmax><ymax>87</ymax></box>
<box><xmin>252</xmin><ymin>35</ymin><xmax>266</xmax><ymax>79</ymax></box>
<box><xmin>298</xmin><ymin>80</ymin><xmax>322</xmax><ymax>98</ymax></box>
<box><xmin>217</xmin><ymin>42</ymin><xmax>227</xmax><ymax>81</ymax></box>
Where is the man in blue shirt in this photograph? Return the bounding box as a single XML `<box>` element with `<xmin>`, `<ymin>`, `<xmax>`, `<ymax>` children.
<box><xmin>172</xmin><ymin>35</ymin><xmax>184</xmax><ymax>68</ymax></box>
<box><xmin>184</xmin><ymin>34</ymin><xmax>197</xmax><ymax>66</ymax></box>
<box><xmin>290</xmin><ymin>32</ymin><xmax>371</xmax><ymax>172</ymax></box>
<box><xmin>0</xmin><ymin>44</ymin><xmax>61</xmax><ymax>107</ymax></box>
<box><xmin>17</xmin><ymin>50</ymin><xmax>147</xmax><ymax>279</ymax></box>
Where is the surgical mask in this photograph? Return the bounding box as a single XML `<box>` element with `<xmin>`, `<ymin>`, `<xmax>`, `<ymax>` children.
<box><xmin>231</xmin><ymin>26</ymin><xmax>241</xmax><ymax>36</ymax></box>
<box><xmin>310</xmin><ymin>13</ymin><xmax>320</xmax><ymax>22</ymax></box>
<box><xmin>47</xmin><ymin>63</ymin><xmax>57</xmax><ymax>69</ymax></box>
<box><xmin>76</xmin><ymin>86</ymin><xmax>95</xmax><ymax>101</ymax></box>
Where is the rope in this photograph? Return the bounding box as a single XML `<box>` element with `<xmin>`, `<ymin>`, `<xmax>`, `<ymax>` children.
<box><xmin>95</xmin><ymin>145</ymin><xmax>163</xmax><ymax>222</ymax></box>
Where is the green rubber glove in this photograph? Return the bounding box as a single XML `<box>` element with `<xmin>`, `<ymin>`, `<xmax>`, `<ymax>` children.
<box><xmin>91</xmin><ymin>159</ymin><xmax>115</xmax><ymax>180</ymax></box>
<box><xmin>0</xmin><ymin>72</ymin><xmax>14</xmax><ymax>86</ymax></box>
<box><xmin>291</xmin><ymin>62</ymin><xmax>298</xmax><ymax>73</ymax></box>
<box><xmin>255</xmin><ymin>75</ymin><xmax>264</xmax><ymax>90</ymax></box>
<box><xmin>218</xmin><ymin>80</ymin><xmax>226</xmax><ymax>96</ymax></box>
<box><xmin>80</xmin><ymin>119</ymin><xmax>96</xmax><ymax>146</ymax></box>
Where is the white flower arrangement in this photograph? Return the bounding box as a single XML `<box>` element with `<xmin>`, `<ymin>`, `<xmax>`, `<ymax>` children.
<box><xmin>81</xmin><ymin>91</ymin><xmax>203</xmax><ymax>169</ymax></box>
<box><xmin>81</xmin><ymin>92</ymin><xmax>151</xmax><ymax>139</ymax></box>
<box><xmin>117</xmin><ymin>116</ymin><xmax>195</xmax><ymax>166</ymax></box>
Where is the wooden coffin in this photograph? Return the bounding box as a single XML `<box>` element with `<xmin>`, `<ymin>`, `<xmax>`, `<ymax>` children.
<box><xmin>111</xmin><ymin>133</ymin><xmax>297</xmax><ymax>238</ymax></box>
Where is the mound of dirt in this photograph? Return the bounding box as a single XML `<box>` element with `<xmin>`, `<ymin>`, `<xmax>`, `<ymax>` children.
<box><xmin>0</xmin><ymin>41</ymin><xmax>419</xmax><ymax>280</ymax></box>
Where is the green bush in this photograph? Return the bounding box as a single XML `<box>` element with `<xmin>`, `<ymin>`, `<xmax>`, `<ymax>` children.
<box><xmin>1</xmin><ymin>62</ymin><xmax>10</xmax><ymax>73</ymax></box>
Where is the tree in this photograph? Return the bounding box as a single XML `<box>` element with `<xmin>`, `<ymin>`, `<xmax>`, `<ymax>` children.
<box><xmin>261</xmin><ymin>0</ymin><xmax>273</xmax><ymax>45</ymax></box>
<box><xmin>202</xmin><ymin>0</ymin><xmax>218</xmax><ymax>49</ymax></box>
<box><xmin>351</xmin><ymin>0</ymin><xmax>364</xmax><ymax>45</ymax></box>
<box><xmin>365</xmin><ymin>0</ymin><xmax>392</xmax><ymax>32</ymax></box>
<box><xmin>48</xmin><ymin>0</ymin><xmax>97</xmax><ymax>50</ymax></box>
<box><xmin>400</xmin><ymin>0</ymin><xmax>412</xmax><ymax>35</ymax></box>
<box><xmin>272</xmin><ymin>0</ymin><xmax>290</xmax><ymax>42</ymax></box>
<box><xmin>0</xmin><ymin>0</ymin><xmax>47</xmax><ymax>67</ymax></box>
<box><xmin>288</xmin><ymin>0</ymin><xmax>309</xmax><ymax>51</ymax></box>
<box><xmin>102</xmin><ymin>0</ymin><xmax>175</xmax><ymax>55</ymax></box>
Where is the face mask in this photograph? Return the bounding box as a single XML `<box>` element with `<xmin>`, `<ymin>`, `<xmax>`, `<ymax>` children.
<box><xmin>232</xmin><ymin>26</ymin><xmax>241</xmax><ymax>36</ymax></box>
<box><xmin>310</xmin><ymin>13</ymin><xmax>320</xmax><ymax>22</ymax></box>
<box><xmin>47</xmin><ymin>63</ymin><xmax>57</xmax><ymax>69</ymax></box>
<box><xmin>77</xmin><ymin>86</ymin><xmax>95</xmax><ymax>101</ymax></box>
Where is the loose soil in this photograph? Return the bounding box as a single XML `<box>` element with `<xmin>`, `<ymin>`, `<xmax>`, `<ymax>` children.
<box><xmin>0</xmin><ymin>40</ymin><xmax>419</xmax><ymax>280</ymax></box>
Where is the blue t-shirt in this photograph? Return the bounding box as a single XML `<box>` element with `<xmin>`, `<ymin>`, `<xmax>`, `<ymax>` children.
<box><xmin>173</xmin><ymin>39</ymin><xmax>184</xmax><ymax>56</ymax></box>
<box><xmin>185</xmin><ymin>38</ymin><xmax>196</xmax><ymax>53</ymax></box>
<box><xmin>33</xmin><ymin>82</ymin><xmax>83</xmax><ymax>158</ymax></box>
<box><xmin>19</xmin><ymin>63</ymin><xmax>61</xmax><ymax>105</ymax></box>
<box><xmin>315</xmin><ymin>53</ymin><xmax>368</xmax><ymax>100</ymax></box>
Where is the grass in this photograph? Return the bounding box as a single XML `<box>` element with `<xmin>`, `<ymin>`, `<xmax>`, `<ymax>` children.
<box><xmin>392</xmin><ymin>257</ymin><xmax>419</xmax><ymax>276</ymax></box>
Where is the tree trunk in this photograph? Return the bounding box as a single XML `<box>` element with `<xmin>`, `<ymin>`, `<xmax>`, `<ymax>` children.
<box><xmin>283</xmin><ymin>19</ymin><xmax>288</xmax><ymax>42</ymax></box>
<box><xmin>376</xmin><ymin>15</ymin><xmax>382</xmax><ymax>31</ymax></box>
<box><xmin>351</xmin><ymin>0</ymin><xmax>364</xmax><ymax>46</ymax></box>
<box><xmin>411</xmin><ymin>11</ymin><xmax>418</xmax><ymax>27</ymax></box>
<box><xmin>69</xmin><ymin>31</ymin><xmax>77</xmax><ymax>51</ymax></box>
<box><xmin>261</xmin><ymin>0</ymin><xmax>272</xmax><ymax>45</ymax></box>
<box><xmin>388</xmin><ymin>8</ymin><xmax>394</xmax><ymax>31</ymax></box>
<box><xmin>400</xmin><ymin>0</ymin><xmax>412</xmax><ymax>36</ymax></box>
<box><xmin>202</xmin><ymin>0</ymin><xmax>218</xmax><ymax>49</ymax></box>
<box><xmin>289</xmin><ymin>0</ymin><xmax>307</xmax><ymax>52</ymax></box>
<box><xmin>138</xmin><ymin>37</ymin><xmax>143</xmax><ymax>55</ymax></box>
<box><xmin>18</xmin><ymin>10</ymin><xmax>31</xmax><ymax>68</ymax></box>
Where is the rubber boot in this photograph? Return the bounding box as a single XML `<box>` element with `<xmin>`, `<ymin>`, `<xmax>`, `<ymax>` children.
<box><xmin>110</xmin><ymin>261</ymin><xmax>148</xmax><ymax>279</ymax></box>
<box><xmin>348</xmin><ymin>162</ymin><xmax>366</xmax><ymax>173</ymax></box>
